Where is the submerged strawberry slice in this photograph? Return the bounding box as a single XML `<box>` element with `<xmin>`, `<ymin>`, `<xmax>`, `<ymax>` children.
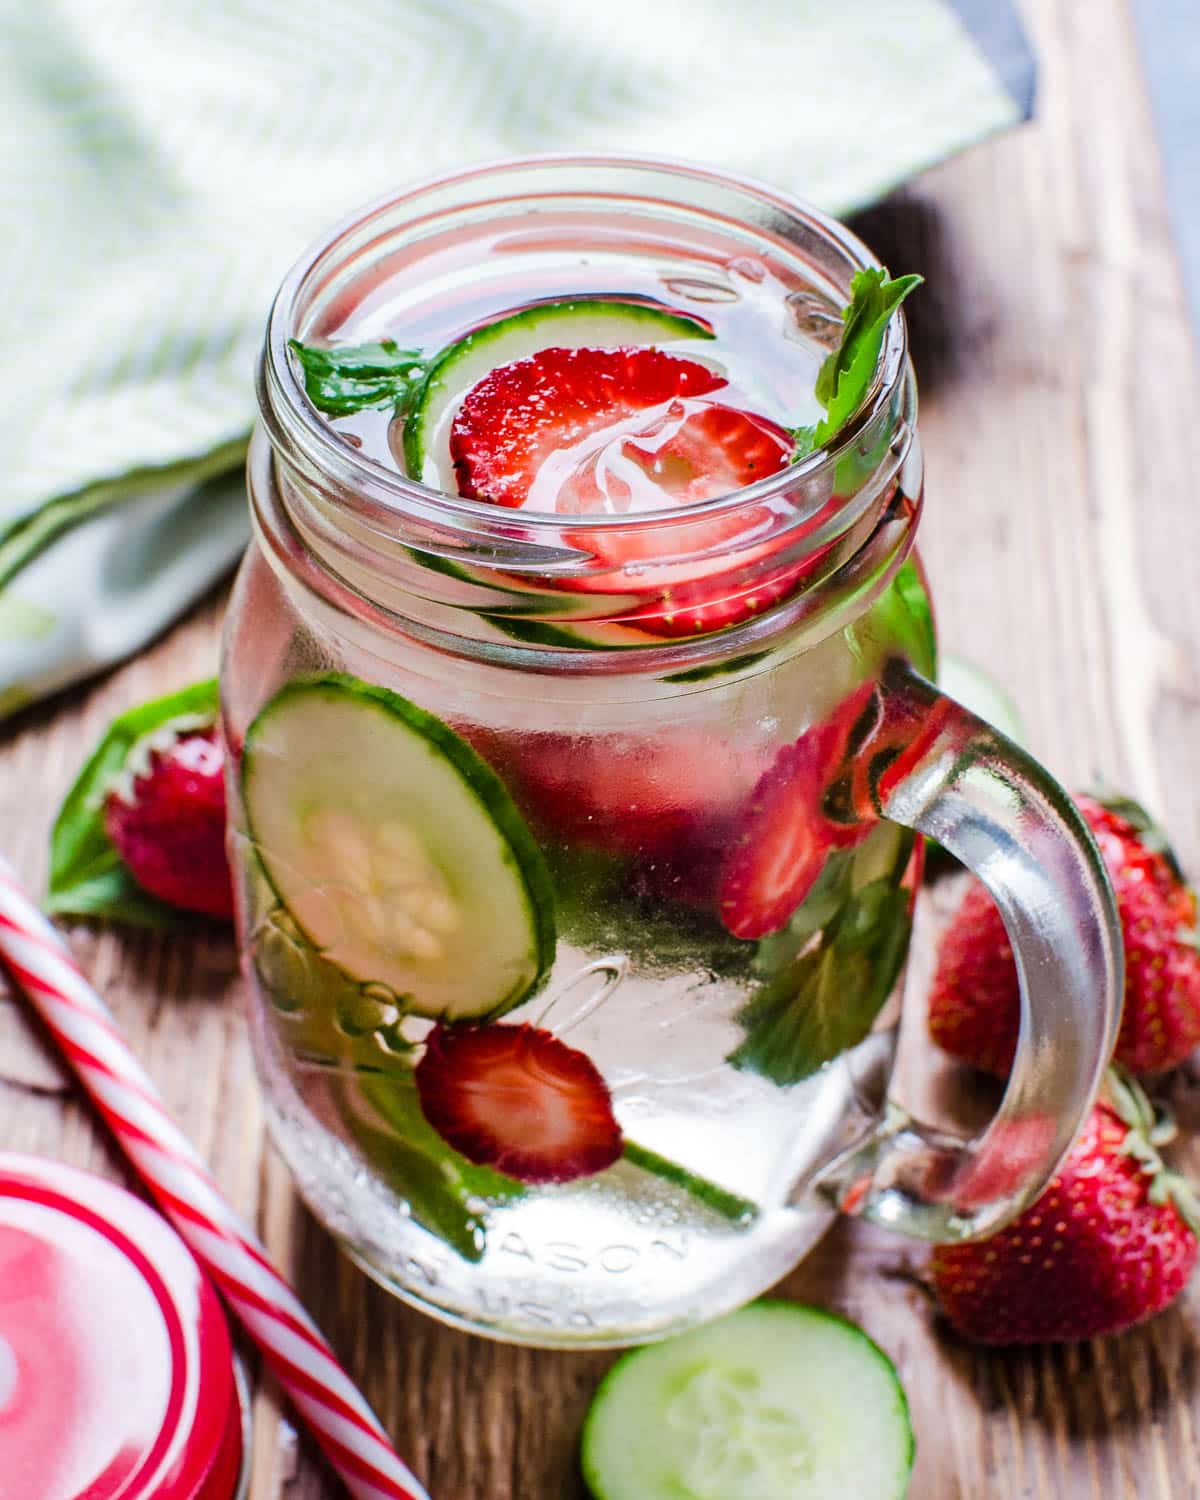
<box><xmin>649</xmin><ymin>400</ymin><xmax>792</xmax><ymax>493</ymax></box>
<box><xmin>415</xmin><ymin>1022</ymin><xmax>623</xmax><ymax>1184</ymax></box>
<box><xmin>104</xmin><ymin>724</ymin><xmax>234</xmax><ymax>919</ymax></box>
<box><xmin>561</xmin><ymin>397</ymin><xmax>795</xmax><ymax>516</ymax></box>
<box><xmin>719</xmin><ymin>683</ymin><xmax>878</xmax><ymax>939</ymax></box>
<box><xmin>623</xmin><ymin>551</ymin><xmax>823</xmax><ymax>638</ymax></box>
<box><xmin>482</xmin><ymin>727</ymin><xmax>760</xmax><ymax>860</ymax></box>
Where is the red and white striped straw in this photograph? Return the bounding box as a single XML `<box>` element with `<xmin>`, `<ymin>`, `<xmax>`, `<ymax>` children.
<box><xmin>0</xmin><ymin>855</ymin><xmax>431</xmax><ymax>1500</ymax></box>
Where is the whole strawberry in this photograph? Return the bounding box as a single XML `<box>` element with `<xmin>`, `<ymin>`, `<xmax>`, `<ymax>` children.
<box><xmin>932</xmin><ymin>1073</ymin><xmax>1199</xmax><ymax>1343</ymax></box>
<box><xmin>104</xmin><ymin>724</ymin><xmax>234</xmax><ymax>920</ymax></box>
<box><xmin>930</xmin><ymin>793</ymin><xmax>1200</xmax><ymax>1075</ymax></box>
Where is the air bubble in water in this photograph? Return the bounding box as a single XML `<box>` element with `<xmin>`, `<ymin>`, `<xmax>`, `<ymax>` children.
<box><xmin>728</xmin><ymin>256</ymin><xmax>767</xmax><ymax>284</ymax></box>
<box><xmin>376</xmin><ymin>1018</ymin><xmax>414</xmax><ymax>1055</ymax></box>
<box><xmin>785</xmin><ymin>290</ymin><xmax>842</xmax><ymax>346</ymax></box>
<box><xmin>661</xmin><ymin>273</ymin><xmax>740</xmax><ymax>305</ymax></box>
<box><xmin>337</xmin><ymin>985</ymin><xmax>399</xmax><ymax>1037</ymax></box>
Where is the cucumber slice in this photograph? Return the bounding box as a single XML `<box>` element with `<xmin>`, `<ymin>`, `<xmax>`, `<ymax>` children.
<box><xmin>404</xmin><ymin>298</ymin><xmax>715</xmax><ymax>491</ymax></box>
<box><xmin>582</xmin><ymin>1301</ymin><xmax>913</xmax><ymax>1500</ymax></box>
<box><xmin>241</xmin><ymin>675</ymin><xmax>555</xmax><ymax>1020</ymax></box>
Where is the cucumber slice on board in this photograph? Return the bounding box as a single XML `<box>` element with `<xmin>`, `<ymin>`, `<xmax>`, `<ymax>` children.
<box><xmin>241</xmin><ymin>675</ymin><xmax>555</xmax><ymax>1020</ymax></box>
<box><xmin>581</xmin><ymin>1300</ymin><xmax>914</xmax><ymax>1500</ymax></box>
<box><xmin>404</xmin><ymin>299</ymin><xmax>714</xmax><ymax>491</ymax></box>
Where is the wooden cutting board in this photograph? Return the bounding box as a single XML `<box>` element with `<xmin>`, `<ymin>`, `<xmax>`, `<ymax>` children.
<box><xmin>2</xmin><ymin>1</ymin><xmax>1199</xmax><ymax>1494</ymax></box>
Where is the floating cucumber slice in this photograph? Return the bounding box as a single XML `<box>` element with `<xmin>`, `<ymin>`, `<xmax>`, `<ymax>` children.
<box><xmin>581</xmin><ymin>1301</ymin><xmax>914</xmax><ymax>1500</ymax></box>
<box><xmin>242</xmin><ymin>675</ymin><xmax>555</xmax><ymax>1020</ymax></box>
<box><xmin>404</xmin><ymin>298</ymin><xmax>714</xmax><ymax>491</ymax></box>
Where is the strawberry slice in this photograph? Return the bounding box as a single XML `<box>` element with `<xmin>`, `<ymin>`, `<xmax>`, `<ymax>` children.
<box><xmin>622</xmin><ymin>551</ymin><xmax>822</xmax><ymax>638</ymax></box>
<box><xmin>719</xmin><ymin>683</ymin><xmax>878</xmax><ymax>939</ymax></box>
<box><xmin>827</xmin><ymin>683</ymin><xmax>961</xmax><ymax>826</ymax></box>
<box><xmin>479</xmin><ymin>726</ymin><xmax>762</xmax><ymax>860</ymax></box>
<box><xmin>453</xmin><ymin>346</ymin><xmax>738</xmax><ymax>509</ymax></box>
<box><xmin>415</xmin><ymin>1022</ymin><xmax>623</xmax><ymax>1184</ymax></box>
<box><xmin>586</xmin><ymin>397</ymin><xmax>795</xmax><ymax>513</ymax></box>
<box><xmin>451</xmin><ymin>345</ymin><xmax>799</xmax><ymax>635</ymax></box>
<box><xmin>104</xmin><ymin>724</ymin><xmax>234</xmax><ymax>919</ymax></box>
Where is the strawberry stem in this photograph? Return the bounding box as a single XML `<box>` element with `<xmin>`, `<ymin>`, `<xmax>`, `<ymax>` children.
<box><xmin>1176</xmin><ymin>925</ymin><xmax>1200</xmax><ymax>954</ymax></box>
<box><xmin>1087</xmin><ymin>779</ymin><xmax>1187</xmax><ymax>882</ymax></box>
<box><xmin>1106</xmin><ymin>1067</ymin><xmax>1200</xmax><ymax>1237</ymax></box>
<box><xmin>1160</xmin><ymin>1171</ymin><xmax>1200</xmax><ymax>1237</ymax></box>
<box><xmin>621</xmin><ymin>1140</ymin><xmax>758</xmax><ymax>1226</ymax></box>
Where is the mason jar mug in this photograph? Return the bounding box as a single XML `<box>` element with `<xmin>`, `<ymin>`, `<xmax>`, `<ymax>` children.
<box><xmin>221</xmin><ymin>157</ymin><xmax>1121</xmax><ymax>1347</ymax></box>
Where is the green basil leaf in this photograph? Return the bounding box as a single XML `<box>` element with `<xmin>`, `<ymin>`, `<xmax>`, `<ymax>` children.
<box><xmin>811</xmin><ymin>269</ymin><xmax>922</xmax><ymax>449</ymax></box>
<box><xmin>342</xmin><ymin>1109</ymin><xmax>492</xmax><ymax>1263</ymax></box>
<box><xmin>359</xmin><ymin>1071</ymin><xmax>526</xmax><ymax>1205</ymax></box>
<box><xmin>752</xmin><ymin>849</ymin><xmax>857</xmax><ymax>976</ymax></box>
<box><xmin>730</xmin><ymin>877</ymin><xmax>912</xmax><ymax>1086</ymax></box>
<box><xmin>352</xmin><ymin>1073</ymin><xmax>525</xmax><ymax>1262</ymax></box>
<box><xmin>288</xmin><ymin>338</ymin><xmax>428</xmax><ymax>418</ymax></box>
<box><xmin>881</xmin><ymin>557</ymin><xmax>938</xmax><ymax>680</ymax></box>
<box><xmin>47</xmin><ymin>678</ymin><xmax>221</xmax><ymax>927</ymax></box>
<box><xmin>790</xmin><ymin>424</ymin><xmax>819</xmax><ymax>462</ymax></box>
<box><xmin>252</xmin><ymin>906</ymin><xmax>516</xmax><ymax>1262</ymax></box>
<box><xmin>620</xmin><ymin>1140</ymin><xmax>758</xmax><ymax>1225</ymax></box>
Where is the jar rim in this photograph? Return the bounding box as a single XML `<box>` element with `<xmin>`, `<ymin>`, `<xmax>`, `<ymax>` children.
<box><xmin>260</xmin><ymin>151</ymin><xmax>910</xmax><ymax>541</ymax></box>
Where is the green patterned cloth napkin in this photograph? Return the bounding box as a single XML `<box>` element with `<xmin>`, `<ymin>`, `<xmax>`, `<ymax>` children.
<box><xmin>1</xmin><ymin>0</ymin><xmax>1032</xmax><ymax>720</ymax></box>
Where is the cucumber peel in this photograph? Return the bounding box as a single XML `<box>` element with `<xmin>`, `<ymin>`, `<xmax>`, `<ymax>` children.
<box><xmin>582</xmin><ymin>1300</ymin><xmax>914</xmax><ymax>1500</ymax></box>
<box><xmin>404</xmin><ymin>298</ymin><xmax>714</xmax><ymax>491</ymax></box>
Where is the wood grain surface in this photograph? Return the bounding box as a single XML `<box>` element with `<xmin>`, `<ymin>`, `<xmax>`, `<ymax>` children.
<box><xmin>2</xmin><ymin>1</ymin><xmax>1199</xmax><ymax>1495</ymax></box>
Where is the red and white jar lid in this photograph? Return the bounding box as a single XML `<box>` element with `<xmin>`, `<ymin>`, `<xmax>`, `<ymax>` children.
<box><xmin>0</xmin><ymin>1153</ymin><xmax>249</xmax><ymax>1500</ymax></box>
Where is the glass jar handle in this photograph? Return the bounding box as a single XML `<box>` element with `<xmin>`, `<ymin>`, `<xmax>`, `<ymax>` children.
<box><xmin>820</xmin><ymin>660</ymin><xmax>1123</xmax><ymax>1241</ymax></box>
